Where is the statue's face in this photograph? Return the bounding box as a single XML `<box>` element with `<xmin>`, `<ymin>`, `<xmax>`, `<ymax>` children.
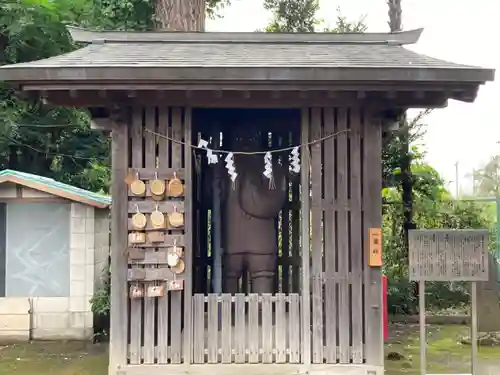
<box><xmin>233</xmin><ymin>129</ymin><xmax>260</xmax><ymax>152</ymax></box>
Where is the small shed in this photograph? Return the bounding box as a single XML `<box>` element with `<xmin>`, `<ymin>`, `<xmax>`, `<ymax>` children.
<box><xmin>0</xmin><ymin>27</ymin><xmax>494</xmax><ymax>374</ymax></box>
<box><xmin>0</xmin><ymin>169</ymin><xmax>110</xmax><ymax>341</ymax></box>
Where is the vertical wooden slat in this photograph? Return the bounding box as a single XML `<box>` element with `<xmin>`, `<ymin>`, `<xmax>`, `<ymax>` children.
<box><xmin>109</xmin><ymin>108</ymin><xmax>128</xmax><ymax>372</ymax></box>
<box><xmin>275</xmin><ymin>293</ymin><xmax>286</xmax><ymax>363</ymax></box>
<box><xmin>291</xmin><ymin>177</ymin><xmax>301</xmax><ymax>293</ymax></box>
<box><xmin>143</xmin><ymin>298</ymin><xmax>155</xmax><ymax>364</ymax></box>
<box><xmin>323</xmin><ymin>107</ymin><xmax>338</xmax><ymax>364</ymax></box>
<box><xmin>248</xmin><ymin>294</ymin><xmax>259</xmax><ymax>363</ymax></box>
<box><xmin>221</xmin><ymin>294</ymin><xmax>232</xmax><ymax>363</ymax></box>
<box><xmin>350</xmin><ymin>109</ymin><xmax>364</xmax><ymax>364</ymax></box>
<box><xmin>143</xmin><ymin>107</ymin><xmax>156</xmax><ymax>365</ymax></box>
<box><xmin>234</xmin><ymin>294</ymin><xmax>246</xmax><ymax>364</ymax></box>
<box><xmin>158</xmin><ymin>106</ymin><xmax>169</xmax><ymax>166</ymax></box>
<box><xmin>300</xmin><ymin>108</ymin><xmax>311</xmax><ymax>366</ymax></box>
<box><xmin>157</xmin><ymin>107</ymin><xmax>169</xmax><ymax>365</ymax></box>
<box><xmin>157</xmin><ymin>290</ymin><xmax>169</xmax><ymax>363</ymax></box>
<box><xmin>310</xmin><ymin>107</ymin><xmax>323</xmax><ymax>364</ymax></box>
<box><xmin>170</xmin><ymin>107</ymin><xmax>183</xmax><ymax>364</ymax></box>
<box><xmin>193</xmin><ymin>294</ymin><xmax>205</xmax><ymax>364</ymax></box>
<box><xmin>183</xmin><ymin>107</ymin><xmax>194</xmax><ymax>364</ymax></box>
<box><xmin>207</xmin><ymin>294</ymin><xmax>219</xmax><ymax>363</ymax></box>
<box><xmin>337</xmin><ymin>107</ymin><xmax>351</xmax><ymax>364</ymax></box>
<box><xmin>129</xmin><ymin>107</ymin><xmax>143</xmax><ymax>365</ymax></box>
<box><xmin>288</xmin><ymin>293</ymin><xmax>301</xmax><ymax>364</ymax></box>
<box><xmin>291</xmin><ymin>119</ymin><xmax>301</xmax><ymax>294</ymax></box>
<box><xmin>363</xmin><ymin>112</ymin><xmax>384</xmax><ymax>366</ymax></box>
<box><xmin>261</xmin><ymin>294</ymin><xmax>273</xmax><ymax>363</ymax></box>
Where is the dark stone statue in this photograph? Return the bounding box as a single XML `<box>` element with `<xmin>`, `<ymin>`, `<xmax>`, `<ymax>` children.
<box><xmin>221</xmin><ymin>128</ymin><xmax>287</xmax><ymax>294</ymax></box>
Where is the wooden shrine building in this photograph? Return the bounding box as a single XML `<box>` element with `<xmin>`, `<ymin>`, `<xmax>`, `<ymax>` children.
<box><xmin>0</xmin><ymin>27</ymin><xmax>494</xmax><ymax>375</ymax></box>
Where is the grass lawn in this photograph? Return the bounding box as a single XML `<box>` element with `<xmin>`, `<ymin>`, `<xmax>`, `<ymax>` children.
<box><xmin>0</xmin><ymin>324</ymin><xmax>499</xmax><ymax>375</ymax></box>
<box><xmin>385</xmin><ymin>323</ymin><xmax>500</xmax><ymax>374</ymax></box>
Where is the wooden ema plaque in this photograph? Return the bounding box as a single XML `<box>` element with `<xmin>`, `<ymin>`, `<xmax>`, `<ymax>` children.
<box><xmin>368</xmin><ymin>228</ymin><xmax>382</xmax><ymax>267</ymax></box>
<box><xmin>409</xmin><ymin>229</ymin><xmax>489</xmax><ymax>282</ymax></box>
<box><xmin>167</xmin><ymin>279</ymin><xmax>184</xmax><ymax>291</ymax></box>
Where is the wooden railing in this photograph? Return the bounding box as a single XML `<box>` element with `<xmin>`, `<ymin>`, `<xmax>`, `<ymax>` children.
<box><xmin>192</xmin><ymin>293</ymin><xmax>301</xmax><ymax>364</ymax></box>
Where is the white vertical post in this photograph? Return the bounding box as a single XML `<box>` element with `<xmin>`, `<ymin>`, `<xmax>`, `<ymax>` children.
<box><xmin>471</xmin><ymin>281</ymin><xmax>478</xmax><ymax>375</ymax></box>
<box><xmin>419</xmin><ymin>281</ymin><xmax>426</xmax><ymax>375</ymax></box>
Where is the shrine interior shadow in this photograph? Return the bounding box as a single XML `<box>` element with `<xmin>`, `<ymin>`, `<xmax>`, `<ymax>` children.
<box><xmin>191</xmin><ymin>108</ymin><xmax>302</xmax><ymax>296</ymax></box>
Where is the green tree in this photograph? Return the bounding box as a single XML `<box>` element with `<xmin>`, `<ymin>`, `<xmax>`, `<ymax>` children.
<box><xmin>1</xmin><ymin>0</ymin><xmax>110</xmax><ymax>192</ymax></box>
<box><xmin>264</xmin><ymin>0</ymin><xmax>319</xmax><ymax>32</ymax></box>
<box><xmin>471</xmin><ymin>155</ymin><xmax>500</xmax><ymax>197</ymax></box>
<box><xmin>383</xmin><ymin>147</ymin><xmax>494</xmax><ymax>313</ymax></box>
<box><xmin>0</xmin><ymin>0</ymin><xmax>231</xmax><ymax>194</ymax></box>
<box><xmin>264</xmin><ymin>1</ymin><xmax>365</xmax><ymax>33</ymax></box>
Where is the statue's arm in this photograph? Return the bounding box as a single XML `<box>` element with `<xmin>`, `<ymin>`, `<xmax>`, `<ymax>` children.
<box><xmin>245</xmin><ymin>165</ymin><xmax>288</xmax><ymax>214</ymax></box>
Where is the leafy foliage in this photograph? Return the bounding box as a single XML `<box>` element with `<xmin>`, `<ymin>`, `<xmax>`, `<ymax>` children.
<box><xmin>0</xmin><ymin>0</ymin><xmax>111</xmax><ymax>192</ymax></box>
<box><xmin>264</xmin><ymin>0</ymin><xmax>319</xmax><ymax>32</ymax></box>
<box><xmin>383</xmin><ymin>149</ymin><xmax>495</xmax><ymax>314</ymax></box>
<box><xmin>470</xmin><ymin>155</ymin><xmax>500</xmax><ymax>197</ymax></box>
<box><xmin>0</xmin><ymin>0</ymin><xmax>231</xmax><ymax>194</ymax></box>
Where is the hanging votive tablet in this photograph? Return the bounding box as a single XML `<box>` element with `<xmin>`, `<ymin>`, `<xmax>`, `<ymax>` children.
<box><xmin>168</xmin><ymin>207</ymin><xmax>184</xmax><ymax>228</ymax></box>
<box><xmin>167</xmin><ymin>251</ymin><xmax>180</xmax><ymax>267</ymax></box>
<box><xmin>150</xmin><ymin>172</ymin><xmax>166</xmax><ymax>201</ymax></box>
<box><xmin>129</xmin><ymin>232</ymin><xmax>146</xmax><ymax>244</ymax></box>
<box><xmin>130</xmin><ymin>284</ymin><xmax>144</xmax><ymax>298</ymax></box>
<box><xmin>167</xmin><ymin>172</ymin><xmax>184</xmax><ymax>197</ymax></box>
<box><xmin>171</xmin><ymin>259</ymin><xmax>185</xmax><ymax>275</ymax></box>
<box><xmin>150</xmin><ymin>207</ymin><xmax>166</xmax><ymax>229</ymax></box>
<box><xmin>131</xmin><ymin>210</ymin><xmax>147</xmax><ymax>230</ymax></box>
<box><xmin>146</xmin><ymin>283</ymin><xmax>165</xmax><ymax>297</ymax></box>
<box><xmin>130</xmin><ymin>171</ymin><xmax>146</xmax><ymax>196</ymax></box>
<box><xmin>147</xmin><ymin>231</ymin><xmax>165</xmax><ymax>243</ymax></box>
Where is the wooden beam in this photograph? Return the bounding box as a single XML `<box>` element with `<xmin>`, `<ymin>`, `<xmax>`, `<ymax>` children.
<box><xmin>21</xmin><ymin>81</ymin><xmax>479</xmax><ymax>93</ymax></box>
<box><xmin>117</xmin><ymin>364</ymin><xmax>384</xmax><ymax>375</ymax></box>
<box><xmin>36</xmin><ymin>89</ymin><xmax>450</xmax><ymax>109</ymax></box>
<box><xmin>108</xmin><ymin>107</ymin><xmax>129</xmax><ymax>374</ymax></box>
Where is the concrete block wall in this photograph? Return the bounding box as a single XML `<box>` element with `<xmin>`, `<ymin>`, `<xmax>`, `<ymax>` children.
<box><xmin>0</xmin><ymin>298</ymin><xmax>30</xmax><ymax>341</ymax></box>
<box><xmin>30</xmin><ymin>203</ymin><xmax>95</xmax><ymax>340</ymax></box>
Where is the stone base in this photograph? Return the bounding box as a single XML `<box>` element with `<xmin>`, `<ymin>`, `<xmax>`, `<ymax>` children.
<box><xmin>460</xmin><ymin>332</ymin><xmax>500</xmax><ymax>346</ymax></box>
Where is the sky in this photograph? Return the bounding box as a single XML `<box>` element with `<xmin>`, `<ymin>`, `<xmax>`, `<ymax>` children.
<box><xmin>206</xmin><ymin>0</ymin><xmax>499</xmax><ymax>195</ymax></box>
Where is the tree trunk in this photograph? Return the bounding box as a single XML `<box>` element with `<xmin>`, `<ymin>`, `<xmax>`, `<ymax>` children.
<box><xmin>155</xmin><ymin>0</ymin><xmax>206</xmax><ymax>31</ymax></box>
<box><xmin>388</xmin><ymin>1</ymin><xmax>417</xmax><ymax>299</ymax></box>
<box><xmin>387</xmin><ymin>0</ymin><xmax>402</xmax><ymax>32</ymax></box>
<box><xmin>388</xmin><ymin>0</ymin><xmax>414</xmax><ymax>260</ymax></box>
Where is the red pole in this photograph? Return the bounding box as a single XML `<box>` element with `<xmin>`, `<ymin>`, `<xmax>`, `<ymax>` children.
<box><xmin>382</xmin><ymin>275</ymin><xmax>388</xmax><ymax>341</ymax></box>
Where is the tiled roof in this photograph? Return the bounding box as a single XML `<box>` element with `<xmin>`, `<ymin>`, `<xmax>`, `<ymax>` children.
<box><xmin>0</xmin><ymin>28</ymin><xmax>494</xmax><ymax>85</ymax></box>
<box><xmin>5</xmin><ymin>41</ymin><xmax>483</xmax><ymax>70</ymax></box>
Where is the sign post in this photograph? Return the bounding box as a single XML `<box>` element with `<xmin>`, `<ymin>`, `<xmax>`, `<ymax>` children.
<box><xmin>409</xmin><ymin>229</ymin><xmax>489</xmax><ymax>375</ymax></box>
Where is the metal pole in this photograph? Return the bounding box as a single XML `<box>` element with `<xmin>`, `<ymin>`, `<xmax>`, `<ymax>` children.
<box><xmin>471</xmin><ymin>281</ymin><xmax>478</xmax><ymax>375</ymax></box>
<box><xmin>419</xmin><ymin>281</ymin><xmax>426</xmax><ymax>375</ymax></box>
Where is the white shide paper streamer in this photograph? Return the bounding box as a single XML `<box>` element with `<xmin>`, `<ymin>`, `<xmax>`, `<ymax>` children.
<box><xmin>289</xmin><ymin>146</ymin><xmax>300</xmax><ymax>173</ymax></box>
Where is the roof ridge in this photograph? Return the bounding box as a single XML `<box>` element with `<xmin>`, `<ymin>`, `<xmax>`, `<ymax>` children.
<box><xmin>67</xmin><ymin>26</ymin><xmax>424</xmax><ymax>46</ymax></box>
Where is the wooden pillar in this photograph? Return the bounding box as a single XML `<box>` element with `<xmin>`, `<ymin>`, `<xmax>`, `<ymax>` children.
<box><xmin>300</xmin><ymin>108</ymin><xmax>311</xmax><ymax>366</ymax></box>
<box><xmin>183</xmin><ymin>107</ymin><xmax>194</xmax><ymax>363</ymax></box>
<box><xmin>363</xmin><ymin>112</ymin><xmax>384</xmax><ymax>366</ymax></box>
<box><xmin>108</xmin><ymin>107</ymin><xmax>129</xmax><ymax>375</ymax></box>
